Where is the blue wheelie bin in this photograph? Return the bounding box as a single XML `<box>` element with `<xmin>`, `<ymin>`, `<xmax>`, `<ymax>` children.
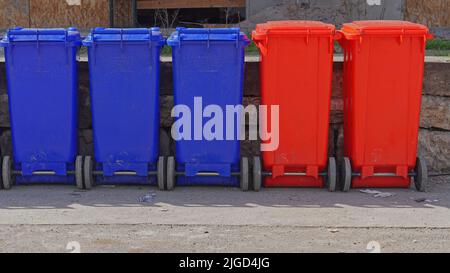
<box><xmin>82</xmin><ymin>28</ymin><xmax>166</xmax><ymax>190</ymax></box>
<box><xmin>0</xmin><ymin>28</ymin><xmax>83</xmax><ymax>189</ymax></box>
<box><xmin>166</xmin><ymin>28</ymin><xmax>250</xmax><ymax>191</ymax></box>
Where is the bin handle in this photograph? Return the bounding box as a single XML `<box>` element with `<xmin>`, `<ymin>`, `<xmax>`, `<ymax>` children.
<box><xmin>336</xmin><ymin>30</ymin><xmax>346</xmax><ymax>46</ymax></box>
<box><xmin>422</xmin><ymin>33</ymin><xmax>434</xmax><ymax>52</ymax></box>
<box><xmin>148</xmin><ymin>28</ymin><xmax>154</xmax><ymax>48</ymax></box>
<box><xmin>35</xmin><ymin>29</ymin><xmax>40</xmax><ymax>49</ymax></box>
<box><xmin>334</xmin><ymin>31</ymin><xmax>342</xmax><ymax>41</ymax></box>
<box><xmin>336</xmin><ymin>30</ymin><xmax>360</xmax><ymax>49</ymax></box>
<box><xmin>252</xmin><ymin>31</ymin><xmax>268</xmax><ymax>56</ymax></box>
<box><xmin>64</xmin><ymin>29</ymin><xmax>69</xmax><ymax>47</ymax></box>
<box><xmin>120</xmin><ymin>28</ymin><xmax>124</xmax><ymax>49</ymax></box>
<box><xmin>330</xmin><ymin>31</ymin><xmax>342</xmax><ymax>53</ymax></box>
<box><xmin>336</xmin><ymin>30</ymin><xmax>360</xmax><ymax>41</ymax></box>
<box><xmin>253</xmin><ymin>39</ymin><xmax>267</xmax><ymax>56</ymax></box>
<box><xmin>3</xmin><ymin>31</ymin><xmax>11</xmax><ymax>47</ymax></box>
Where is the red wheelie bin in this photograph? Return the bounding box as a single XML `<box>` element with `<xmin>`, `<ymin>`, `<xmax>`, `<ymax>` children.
<box><xmin>338</xmin><ymin>21</ymin><xmax>432</xmax><ymax>192</ymax></box>
<box><xmin>252</xmin><ymin>21</ymin><xmax>341</xmax><ymax>191</ymax></box>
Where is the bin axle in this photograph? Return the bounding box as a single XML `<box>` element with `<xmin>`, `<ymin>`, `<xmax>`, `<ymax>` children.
<box><xmin>174</xmin><ymin>171</ymin><xmax>241</xmax><ymax>177</ymax></box>
<box><xmin>91</xmin><ymin>170</ymin><xmax>158</xmax><ymax>176</ymax></box>
<box><xmin>13</xmin><ymin>170</ymin><xmax>162</xmax><ymax>176</ymax></box>
<box><xmin>261</xmin><ymin>171</ymin><xmax>328</xmax><ymax>177</ymax></box>
<box><xmin>13</xmin><ymin>170</ymin><xmax>76</xmax><ymax>176</ymax></box>
<box><xmin>351</xmin><ymin>172</ymin><xmax>417</xmax><ymax>178</ymax></box>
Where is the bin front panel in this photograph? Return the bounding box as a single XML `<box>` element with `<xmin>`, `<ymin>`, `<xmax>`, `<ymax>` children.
<box><xmin>2</xmin><ymin>29</ymin><xmax>80</xmax><ymax>172</ymax></box>
<box><xmin>172</xmin><ymin>41</ymin><xmax>244</xmax><ymax>165</ymax></box>
<box><xmin>253</xmin><ymin>21</ymin><xmax>335</xmax><ymax>187</ymax></box>
<box><xmin>342</xmin><ymin>22</ymin><xmax>428</xmax><ymax>169</ymax></box>
<box><xmin>168</xmin><ymin>28</ymin><xmax>249</xmax><ymax>185</ymax></box>
<box><xmin>340</xmin><ymin>21</ymin><xmax>429</xmax><ymax>187</ymax></box>
<box><xmin>85</xmin><ymin>28</ymin><xmax>163</xmax><ymax>173</ymax></box>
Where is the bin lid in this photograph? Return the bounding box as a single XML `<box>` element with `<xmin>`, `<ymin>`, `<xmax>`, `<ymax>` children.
<box><xmin>167</xmin><ymin>27</ymin><xmax>250</xmax><ymax>46</ymax></box>
<box><xmin>341</xmin><ymin>21</ymin><xmax>430</xmax><ymax>37</ymax></box>
<box><xmin>82</xmin><ymin>28</ymin><xmax>165</xmax><ymax>46</ymax></box>
<box><xmin>254</xmin><ymin>21</ymin><xmax>336</xmax><ymax>36</ymax></box>
<box><xmin>0</xmin><ymin>27</ymin><xmax>81</xmax><ymax>45</ymax></box>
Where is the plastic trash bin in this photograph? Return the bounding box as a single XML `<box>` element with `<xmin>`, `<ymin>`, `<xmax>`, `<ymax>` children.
<box><xmin>166</xmin><ymin>28</ymin><xmax>250</xmax><ymax>191</ymax></box>
<box><xmin>252</xmin><ymin>21</ymin><xmax>340</xmax><ymax>191</ymax></box>
<box><xmin>0</xmin><ymin>28</ymin><xmax>83</xmax><ymax>189</ymax></box>
<box><xmin>338</xmin><ymin>21</ymin><xmax>432</xmax><ymax>192</ymax></box>
<box><xmin>82</xmin><ymin>28</ymin><xmax>166</xmax><ymax>190</ymax></box>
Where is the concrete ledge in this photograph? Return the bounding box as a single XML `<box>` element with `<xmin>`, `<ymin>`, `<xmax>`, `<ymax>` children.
<box><xmin>3</xmin><ymin>55</ymin><xmax>449</xmax><ymax>63</ymax></box>
<box><xmin>0</xmin><ymin>55</ymin><xmax>448</xmax><ymax>174</ymax></box>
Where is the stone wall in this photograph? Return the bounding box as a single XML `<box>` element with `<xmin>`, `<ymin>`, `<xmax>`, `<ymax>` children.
<box><xmin>0</xmin><ymin>59</ymin><xmax>448</xmax><ymax>176</ymax></box>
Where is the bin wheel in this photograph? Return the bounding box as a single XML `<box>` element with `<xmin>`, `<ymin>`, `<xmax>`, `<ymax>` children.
<box><xmin>166</xmin><ymin>156</ymin><xmax>175</xmax><ymax>191</ymax></box>
<box><xmin>2</xmin><ymin>156</ymin><xmax>13</xmax><ymax>190</ymax></box>
<box><xmin>414</xmin><ymin>156</ymin><xmax>428</xmax><ymax>192</ymax></box>
<box><xmin>340</xmin><ymin>157</ymin><xmax>352</xmax><ymax>192</ymax></box>
<box><xmin>240</xmin><ymin>157</ymin><xmax>249</xmax><ymax>191</ymax></box>
<box><xmin>157</xmin><ymin>156</ymin><xmax>165</xmax><ymax>191</ymax></box>
<box><xmin>327</xmin><ymin>157</ymin><xmax>337</xmax><ymax>192</ymax></box>
<box><xmin>83</xmin><ymin>156</ymin><xmax>94</xmax><ymax>190</ymax></box>
<box><xmin>75</xmin><ymin>155</ymin><xmax>84</xmax><ymax>190</ymax></box>
<box><xmin>253</xmin><ymin>156</ymin><xmax>262</xmax><ymax>192</ymax></box>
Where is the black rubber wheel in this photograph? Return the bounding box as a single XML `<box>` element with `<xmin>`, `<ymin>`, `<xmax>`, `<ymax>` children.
<box><xmin>340</xmin><ymin>157</ymin><xmax>352</xmax><ymax>192</ymax></box>
<box><xmin>166</xmin><ymin>156</ymin><xmax>175</xmax><ymax>191</ymax></box>
<box><xmin>83</xmin><ymin>156</ymin><xmax>94</xmax><ymax>190</ymax></box>
<box><xmin>240</xmin><ymin>157</ymin><xmax>249</xmax><ymax>191</ymax></box>
<box><xmin>75</xmin><ymin>155</ymin><xmax>84</xmax><ymax>190</ymax></box>
<box><xmin>414</xmin><ymin>156</ymin><xmax>428</xmax><ymax>192</ymax></box>
<box><xmin>253</xmin><ymin>156</ymin><xmax>262</xmax><ymax>192</ymax></box>
<box><xmin>327</xmin><ymin>157</ymin><xmax>337</xmax><ymax>192</ymax></box>
<box><xmin>2</xmin><ymin>156</ymin><xmax>13</xmax><ymax>190</ymax></box>
<box><xmin>159</xmin><ymin>129</ymin><xmax>171</xmax><ymax>157</ymax></box>
<box><xmin>157</xmin><ymin>156</ymin><xmax>165</xmax><ymax>191</ymax></box>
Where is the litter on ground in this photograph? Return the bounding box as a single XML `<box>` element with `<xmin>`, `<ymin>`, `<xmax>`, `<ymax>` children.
<box><xmin>414</xmin><ymin>197</ymin><xmax>439</xmax><ymax>203</ymax></box>
<box><xmin>359</xmin><ymin>189</ymin><xmax>396</xmax><ymax>198</ymax></box>
<box><xmin>138</xmin><ymin>192</ymin><xmax>157</xmax><ymax>203</ymax></box>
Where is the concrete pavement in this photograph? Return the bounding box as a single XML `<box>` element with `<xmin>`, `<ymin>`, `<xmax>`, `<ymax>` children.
<box><xmin>0</xmin><ymin>176</ymin><xmax>449</xmax><ymax>252</ymax></box>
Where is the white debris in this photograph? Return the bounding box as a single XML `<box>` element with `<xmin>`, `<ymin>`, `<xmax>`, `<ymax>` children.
<box><xmin>373</xmin><ymin>192</ymin><xmax>396</xmax><ymax>198</ymax></box>
<box><xmin>138</xmin><ymin>192</ymin><xmax>156</xmax><ymax>203</ymax></box>
<box><xmin>414</xmin><ymin>197</ymin><xmax>439</xmax><ymax>203</ymax></box>
<box><xmin>360</xmin><ymin>189</ymin><xmax>382</xmax><ymax>195</ymax></box>
<box><xmin>360</xmin><ymin>189</ymin><xmax>396</xmax><ymax>198</ymax></box>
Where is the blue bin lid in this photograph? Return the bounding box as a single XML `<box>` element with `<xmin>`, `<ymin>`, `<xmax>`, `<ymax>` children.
<box><xmin>82</xmin><ymin>27</ymin><xmax>165</xmax><ymax>46</ymax></box>
<box><xmin>0</xmin><ymin>27</ymin><xmax>81</xmax><ymax>46</ymax></box>
<box><xmin>167</xmin><ymin>27</ymin><xmax>250</xmax><ymax>46</ymax></box>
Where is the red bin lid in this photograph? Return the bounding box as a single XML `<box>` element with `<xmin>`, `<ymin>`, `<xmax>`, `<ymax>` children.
<box><xmin>341</xmin><ymin>20</ymin><xmax>430</xmax><ymax>37</ymax></box>
<box><xmin>253</xmin><ymin>20</ymin><xmax>335</xmax><ymax>38</ymax></box>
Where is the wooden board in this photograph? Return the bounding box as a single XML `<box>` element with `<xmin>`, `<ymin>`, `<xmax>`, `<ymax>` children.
<box><xmin>0</xmin><ymin>0</ymin><xmax>30</xmax><ymax>28</ymax></box>
<box><xmin>29</xmin><ymin>0</ymin><xmax>110</xmax><ymax>29</ymax></box>
<box><xmin>114</xmin><ymin>0</ymin><xmax>133</xmax><ymax>27</ymax></box>
<box><xmin>138</xmin><ymin>0</ymin><xmax>246</xmax><ymax>9</ymax></box>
